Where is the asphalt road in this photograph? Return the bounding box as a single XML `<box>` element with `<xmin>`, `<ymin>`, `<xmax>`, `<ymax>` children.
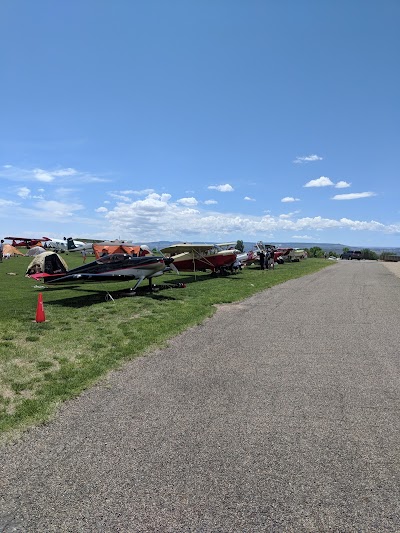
<box><xmin>2</xmin><ymin>261</ymin><xmax>400</xmax><ymax>532</ymax></box>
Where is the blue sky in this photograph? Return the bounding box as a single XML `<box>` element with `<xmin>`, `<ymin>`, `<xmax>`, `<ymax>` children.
<box><xmin>1</xmin><ymin>0</ymin><xmax>399</xmax><ymax>247</ymax></box>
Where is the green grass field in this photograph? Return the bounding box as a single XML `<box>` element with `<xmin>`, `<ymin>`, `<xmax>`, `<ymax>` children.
<box><xmin>0</xmin><ymin>252</ymin><xmax>333</xmax><ymax>439</ymax></box>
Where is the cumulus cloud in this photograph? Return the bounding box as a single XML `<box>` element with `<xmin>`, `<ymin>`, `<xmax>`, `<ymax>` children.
<box><xmin>244</xmin><ymin>196</ymin><xmax>256</xmax><ymax>201</ymax></box>
<box><xmin>293</xmin><ymin>154</ymin><xmax>323</xmax><ymax>164</ymax></box>
<box><xmin>177</xmin><ymin>197</ymin><xmax>198</xmax><ymax>206</ymax></box>
<box><xmin>204</xmin><ymin>199</ymin><xmax>218</xmax><ymax>205</ymax></box>
<box><xmin>332</xmin><ymin>192</ymin><xmax>377</xmax><ymax>200</ymax></box>
<box><xmin>304</xmin><ymin>176</ymin><xmax>335</xmax><ymax>187</ymax></box>
<box><xmin>335</xmin><ymin>181</ymin><xmax>351</xmax><ymax>188</ymax></box>
<box><xmin>208</xmin><ymin>184</ymin><xmax>234</xmax><ymax>192</ymax></box>
<box><xmin>95</xmin><ymin>207</ymin><xmax>108</xmax><ymax>213</ymax></box>
<box><xmin>17</xmin><ymin>187</ymin><xmax>31</xmax><ymax>199</ymax></box>
<box><xmin>281</xmin><ymin>196</ymin><xmax>300</xmax><ymax>203</ymax></box>
<box><xmin>102</xmin><ymin>192</ymin><xmax>400</xmax><ymax>241</ymax></box>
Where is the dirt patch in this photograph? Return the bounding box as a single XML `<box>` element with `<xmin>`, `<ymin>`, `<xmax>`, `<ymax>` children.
<box><xmin>215</xmin><ymin>303</ymin><xmax>247</xmax><ymax>312</ymax></box>
<box><xmin>382</xmin><ymin>261</ymin><xmax>400</xmax><ymax>278</ymax></box>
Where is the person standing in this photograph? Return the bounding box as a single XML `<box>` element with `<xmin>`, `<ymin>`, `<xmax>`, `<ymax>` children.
<box><xmin>268</xmin><ymin>248</ymin><xmax>275</xmax><ymax>270</ymax></box>
<box><xmin>81</xmin><ymin>249</ymin><xmax>87</xmax><ymax>263</ymax></box>
<box><xmin>0</xmin><ymin>240</ymin><xmax>4</xmax><ymax>262</ymax></box>
<box><xmin>259</xmin><ymin>250</ymin><xmax>265</xmax><ymax>270</ymax></box>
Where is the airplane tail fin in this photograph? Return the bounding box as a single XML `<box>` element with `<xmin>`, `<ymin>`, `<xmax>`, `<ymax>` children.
<box><xmin>67</xmin><ymin>237</ymin><xmax>77</xmax><ymax>250</ymax></box>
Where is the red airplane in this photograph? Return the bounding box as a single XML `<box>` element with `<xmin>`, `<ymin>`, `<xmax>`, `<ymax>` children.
<box><xmin>4</xmin><ymin>236</ymin><xmax>51</xmax><ymax>248</ymax></box>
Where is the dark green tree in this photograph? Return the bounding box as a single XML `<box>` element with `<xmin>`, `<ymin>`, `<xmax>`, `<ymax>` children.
<box><xmin>361</xmin><ymin>248</ymin><xmax>378</xmax><ymax>260</ymax></box>
<box><xmin>309</xmin><ymin>246</ymin><xmax>324</xmax><ymax>258</ymax></box>
<box><xmin>236</xmin><ymin>240</ymin><xmax>244</xmax><ymax>252</ymax></box>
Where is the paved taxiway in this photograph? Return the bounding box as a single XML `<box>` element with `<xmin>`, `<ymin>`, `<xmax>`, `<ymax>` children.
<box><xmin>1</xmin><ymin>260</ymin><xmax>400</xmax><ymax>531</ymax></box>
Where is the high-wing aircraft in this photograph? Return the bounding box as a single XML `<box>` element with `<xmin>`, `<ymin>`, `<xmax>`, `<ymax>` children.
<box><xmin>26</xmin><ymin>251</ymin><xmax>176</xmax><ymax>293</ymax></box>
<box><xmin>66</xmin><ymin>238</ymin><xmax>138</xmax><ymax>253</ymax></box>
<box><xmin>5</xmin><ymin>236</ymin><xmax>51</xmax><ymax>248</ymax></box>
<box><xmin>43</xmin><ymin>237</ymin><xmax>85</xmax><ymax>252</ymax></box>
<box><xmin>214</xmin><ymin>242</ymin><xmax>257</xmax><ymax>266</ymax></box>
<box><xmin>160</xmin><ymin>243</ymin><xmax>237</xmax><ymax>274</ymax></box>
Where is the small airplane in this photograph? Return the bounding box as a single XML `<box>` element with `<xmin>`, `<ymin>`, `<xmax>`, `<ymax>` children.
<box><xmin>254</xmin><ymin>241</ymin><xmax>299</xmax><ymax>264</ymax></box>
<box><xmin>4</xmin><ymin>236</ymin><xmax>51</xmax><ymax>248</ymax></box>
<box><xmin>42</xmin><ymin>237</ymin><xmax>86</xmax><ymax>252</ymax></box>
<box><xmin>66</xmin><ymin>239</ymin><xmax>153</xmax><ymax>259</ymax></box>
<box><xmin>160</xmin><ymin>243</ymin><xmax>237</xmax><ymax>274</ymax></box>
<box><xmin>66</xmin><ymin>238</ymin><xmax>137</xmax><ymax>254</ymax></box>
<box><xmin>26</xmin><ymin>250</ymin><xmax>177</xmax><ymax>293</ymax></box>
<box><xmin>214</xmin><ymin>242</ymin><xmax>257</xmax><ymax>266</ymax></box>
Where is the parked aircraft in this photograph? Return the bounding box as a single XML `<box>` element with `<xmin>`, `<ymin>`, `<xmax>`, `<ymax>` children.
<box><xmin>26</xmin><ymin>251</ymin><xmax>176</xmax><ymax>293</ymax></box>
<box><xmin>215</xmin><ymin>242</ymin><xmax>256</xmax><ymax>265</ymax></box>
<box><xmin>44</xmin><ymin>237</ymin><xmax>85</xmax><ymax>252</ymax></box>
<box><xmin>160</xmin><ymin>243</ymin><xmax>237</xmax><ymax>274</ymax></box>
<box><xmin>66</xmin><ymin>238</ymin><xmax>136</xmax><ymax>253</ymax></box>
<box><xmin>4</xmin><ymin>236</ymin><xmax>51</xmax><ymax>248</ymax></box>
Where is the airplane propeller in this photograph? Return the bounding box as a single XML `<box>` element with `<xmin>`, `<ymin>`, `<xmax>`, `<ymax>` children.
<box><xmin>163</xmin><ymin>256</ymin><xmax>179</xmax><ymax>274</ymax></box>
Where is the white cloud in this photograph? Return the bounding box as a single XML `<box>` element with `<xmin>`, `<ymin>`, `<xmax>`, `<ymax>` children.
<box><xmin>244</xmin><ymin>196</ymin><xmax>256</xmax><ymax>201</ymax></box>
<box><xmin>33</xmin><ymin>168</ymin><xmax>55</xmax><ymax>182</ymax></box>
<box><xmin>17</xmin><ymin>187</ymin><xmax>31</xmax><ymax>199</ymax></box>
<box><xmin>0</xmin><ymin>198</ymin><xmax>19</xmax><ymax>207</ymax></box>
<box><xmin>95</xmin><ymin>207</ymin><xmax>108</xmax><ymax>213</ymax></box>
<box><xmin>208</xmin><ymin>184</ymin><xmax>234</xmax><ymax>192</ymax></box>
<box><xmin>204</xmin><ymin>199</ymin><xmax>218</xmax><ymax>205</ymax></box>
<box><xmin>335</xmin><ymin>181</ymin><xmax>351</xmax><ymax>188</ymax></box>
<box><xmin>279</xmin><ymin>211</ymin><xmax>299</xmax><ymax>219</ymax></box>
<box><xmin>34</xmin><ymin>199</ymin><xmax>84</xmax><ymax>217</ymax></box>
<box><xmin>281</xmin><ymin>196</ymin><xmax>300</xmax><ymax>203</ymax></box>
<box><xmin>177</xmin><ymin>197</ymin><xmax>198</xmax><ymax>206</ymax></box>
<box><xmin>0</xmin><ymin>165</ymin><xmax>109</xmax><ymax>184</ymax></box>
<box><xmin>304</xmin><ymin>176</ymin><xmax>334</xmax><ymax>187</ymax></box>
<box><xmin>332</xmin><ymin>192</ymin><xmax>377</xmax><ymax>200</ymax></box>
<box><xmin>120</xmin><ymin>189</ymin><xmax>155</xmax><ymax>196</ymax></box>
<box><xmin>108</xmin><ymin>193</ymin><xmax>132</xmax><ymax>202</ymax></box>
<box><xmin>293</xmin><ymin>154</ymin><xmax>323</xmax><ymax>164</ymax></box>
<box><xmin>51</xmin><ymin>168</ymin><xmax>78</xmax><ymax>177</ymax></box>
<box><xmin>292</xmin><ymin>235</ymin><xmax>315</xmax><ymax>240</ymax></box>
<box><xmin>102</xmin><ymin>192</ymin><xmax>400</xmax><ymax>241</ymax></box>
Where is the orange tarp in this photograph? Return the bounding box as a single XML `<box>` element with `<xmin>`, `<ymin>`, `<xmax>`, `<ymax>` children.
<box><xmin>92</xmin><ymin>244</ymin><xmax>150</xmax><ymax>259</ymax></box>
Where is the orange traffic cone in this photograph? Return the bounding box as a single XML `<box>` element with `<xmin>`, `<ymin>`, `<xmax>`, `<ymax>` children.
<box><xmin>35</xmin><ymin>293</ymin><xmax>46</xmax><ymax>323</ymax></box>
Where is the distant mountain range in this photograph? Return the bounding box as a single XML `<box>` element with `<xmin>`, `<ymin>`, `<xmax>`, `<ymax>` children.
<box><xmin>146</xmin><ymin>241</ymin><xmax>400</xmax><ymax>255</ymax></box>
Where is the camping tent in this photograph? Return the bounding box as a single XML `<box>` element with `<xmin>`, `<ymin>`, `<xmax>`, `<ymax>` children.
<box><xmin>26</xmin><ymin>252</ymin><xmax>68</xmax><ymax>276</ymax></box>
<box><xmin>27</xmin><ymin>246</ymin><xmax>46</xmax><ymax>256</ymax></box>
<box><xmin>2</xmin><ymin>244</ymin><xmax>24</xmax><ymax>257</ymax></box>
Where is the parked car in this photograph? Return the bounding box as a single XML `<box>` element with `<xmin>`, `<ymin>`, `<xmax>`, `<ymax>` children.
<box><xmin>340</xmin><ymin>250</ymin><xmax>362</xmax><ymax>260</ymax></box>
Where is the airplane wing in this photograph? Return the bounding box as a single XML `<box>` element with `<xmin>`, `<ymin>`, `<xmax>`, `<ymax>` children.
<box><xmin>160</xmin><ymin>243</ymin><xmax>214</xmax><ymax>254</ymax></box>
<box><xmin>5</xmin><ymin>236</ymin><xmax>51</xmax><ymax>242</ymax></box>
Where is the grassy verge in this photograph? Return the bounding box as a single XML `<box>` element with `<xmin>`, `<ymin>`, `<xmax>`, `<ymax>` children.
<box><xmin>0</xmin><ymin>253</ymin><xmax>333</xmax><ymax>439</ymax></box>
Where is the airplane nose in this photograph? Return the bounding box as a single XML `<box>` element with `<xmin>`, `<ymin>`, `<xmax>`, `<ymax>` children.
<box><xmin>163</xmin><ymin>256</ymin><xmax>179</xmax><ymax>274</ymax></box>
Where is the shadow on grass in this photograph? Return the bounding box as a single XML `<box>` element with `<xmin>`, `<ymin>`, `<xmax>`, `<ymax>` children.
<box><xmin>45</xmin><ymin>285</ymin><xmax>183</xmax><ymax>307</ymax></box>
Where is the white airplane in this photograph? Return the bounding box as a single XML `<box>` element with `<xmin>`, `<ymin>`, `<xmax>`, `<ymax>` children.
<box><xmin>66</xmin><ymin>238</ymin><xmax>139</xmax><ymax>253</ymax></box>
<box><xmin>43</xmin><ymin>237</ymin><xmax>86</xmax><ymax>252</ymax></box>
